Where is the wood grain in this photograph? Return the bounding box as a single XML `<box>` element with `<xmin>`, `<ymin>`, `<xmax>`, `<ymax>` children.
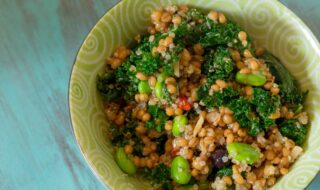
<box><xmin>0</xmin><ymin>0</ymin><xmax>319</xmax><ymax>189</ymax></box>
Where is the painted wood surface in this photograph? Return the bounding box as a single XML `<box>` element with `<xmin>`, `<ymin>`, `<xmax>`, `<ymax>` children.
<box><xmin>0</xmin><ymin>0</ymin><xmax>319</xmax><ymax>189</ymax></box>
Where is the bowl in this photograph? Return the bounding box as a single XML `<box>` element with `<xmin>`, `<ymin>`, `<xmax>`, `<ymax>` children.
<box><xmin>69</xmin><ymin>0</ymin><xmax>320</xmax><ymax>189</ymax></box>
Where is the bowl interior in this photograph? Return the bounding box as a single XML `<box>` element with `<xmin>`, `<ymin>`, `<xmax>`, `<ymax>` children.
<box><xmin>69</xmin><ymin>0</ymin><xmax>320</xmax><ymax>189</ymax></box>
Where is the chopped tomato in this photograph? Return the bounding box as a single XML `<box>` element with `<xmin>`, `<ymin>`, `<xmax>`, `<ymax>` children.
<box><xmin>171</xmin><ymin>148</ymin><xmax>180</xmax><ymax>157</ymax></box>
<box><xmin>177</xmin><ymin>96</ymin><xmax>192</xmax><ymax>111</ymax></box>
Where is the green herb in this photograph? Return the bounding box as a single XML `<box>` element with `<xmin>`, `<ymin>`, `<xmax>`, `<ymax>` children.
<box><xmin>199</xmin><ymin>19</ymin><xmax>252</xmax><ymax>52</ymax></box>
<box><xmin>141</xmin><ymin>164</ymin><xmax>172</xmax><ymax>190</ymax></box>
<box><xmin>202</xmin><ymin>47</ymin><xmax>235</xmax><ymax>82</ymax></box>
<box><xmin>108</xmin><ymin>120</ymin><xmax>137</xmax><ymax>147</ymax></box>
<box><xmin>261</xmin><ymin>51</ymin><xmax>308</xmax><ymax>107</ymax></box>
<box><xmin>251</xmin><ymin>88</ymin><xmax>280</xmax><ymax>130</ymax></box>
<box><xmin>228</xmin><ymin>97</ymin><xmax>263</xmax><ymax>136</ymax></box>
<box><xmin>279</xmin><ymin>119</ymin><xmax>307</xmax><ymax>145</ymax></box>
<box><xmin>135</xmin><ymin>52</ymin><xmax>160</xmax><ymax>75</ymax></box>
<box><xmin>186</xmin><ymin>8</ymin><xmax>205</xmax><ymax>21</ymax></box>
<box><xmin>108</xmin><ymin>124</ymin><xmax>127</xmax><ymax>147</ymax></box>
<box><xmin>145</xmin><ymin>105</ymin><xmax>169</xmax><ymax>132</ymax></box>
<box><xmin>97</xmin><ymin>71</ymin><xmax>121</xmax><ymax>102</ymax></box>
<box><xmin>162</xmin><ymin>44</ymin><xmax>184</xmax><ymax>76</ymax></box>
<box><xmin>197</xmin><ymin>82</ymin><xmax>212</xmax><ymax>100</ymax></box>
<box><xmin>216</xmin><ymin>166</ymin><xmax>233</xmax><ymax>177</ymax></box>
<box><xmin>251</xmin><ymin>88</ymin><xmax>281</xmax><ymax>118</ymax></box>
<box><xmin>114</xmin><ymin>60</ymin><xmax>139</xmax><ymax>101</ymax></box>
<box><xmin>201</xmin><ymin>86</ymin><xmax>239</xmax><ymax>109</ymax></box>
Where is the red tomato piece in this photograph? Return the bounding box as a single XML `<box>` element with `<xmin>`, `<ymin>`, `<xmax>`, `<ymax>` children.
<box><xmin>177</xmin><ymin>96</ymin><xmax>192</xmax><ymax>111</ymax></box>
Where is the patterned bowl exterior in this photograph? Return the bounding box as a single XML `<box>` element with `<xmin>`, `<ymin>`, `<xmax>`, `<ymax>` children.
<box><xmin>69</xmin><ymin>0</ymin><xmax>320</xmax><ymax>189</ymax></box>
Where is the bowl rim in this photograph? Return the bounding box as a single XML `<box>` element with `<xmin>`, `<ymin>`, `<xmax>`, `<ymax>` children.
<box><xmin>67</xmin><ymin>1</ymin><xmax>128</xmax><ymax>190</ymax></box>
<box><xmin>68</xmin><ymin>0</ymin><xmax>320</xmax><ymax>189</ymax></box>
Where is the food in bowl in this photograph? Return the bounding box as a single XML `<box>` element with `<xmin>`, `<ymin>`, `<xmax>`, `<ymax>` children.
<box><xmin>96</xmin><ymin>5</ymin><xmax>309</xmax><ymax>190</ymax></box>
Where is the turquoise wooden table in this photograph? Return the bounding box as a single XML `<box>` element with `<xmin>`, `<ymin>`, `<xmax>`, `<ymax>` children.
<box><xmin>0</xmin><ymin>0</ymin><xmax>319</xmax><ymax>189</ymax></box>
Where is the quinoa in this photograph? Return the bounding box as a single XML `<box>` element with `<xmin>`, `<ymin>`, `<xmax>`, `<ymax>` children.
<box><xmin>97</xmin><ymin>5</ymin><xmax>309</xmax><ymax>190</ymax></box>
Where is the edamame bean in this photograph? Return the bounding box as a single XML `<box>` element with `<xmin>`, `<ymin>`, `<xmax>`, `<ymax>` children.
<box><xmin>172</xmin><ymin>115</ymin><xmax>188</xmax><ymax>137</ymax></box>
<box><xmin>227</xmin><ymin>142</ymin><xmax>260</xmax><ymax>164</ymax></box>
<box><xmin>155</xmin><ymin>81</ymin><xmax>164</xmax><ymax>99</ymax></box>
<box><xmin>115</xmin><ymin>147</ymin><xmax>137</xmax><ymax>175</ymax></box>
<box><xmin>138</xmin><ymin>80</ymin><xmax>151</xmax><ymax>94</ymax></box>
<box><xmin>157</xmin><ymin>72</ymin><xmax>168</xmax><ymax>83</ymax></box>
<box><xmin>155</xmin><ymin>72</ymin><xmax>168</xmax><ymax>99</ymax></box>
<box><xmin>235</xmin><ymin>72</ymin><xmax>267</xmax><ymax>86</ymax></box>
<box><xmin>171</xmin><ymin>156</ymin><xmax>191</xmax><ymax>184</ymax></box>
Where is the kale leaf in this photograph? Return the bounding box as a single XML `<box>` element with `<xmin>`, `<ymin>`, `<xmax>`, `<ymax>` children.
<box><xmin>108</xmin><ymin>124</ymin><xmax>127</xmax><ymax>147</ymax></box>
<box><xmin>145</xmin><ymin>105</ymin><xmax>169</xmax><ymax>132</ymax></box>
<box><xmin>279</xmin><ymin>119</ymin><xmax>307</xmax><ymax>145</ymax></box>
<box><xmin>250</xmin><ymin>88</ymin><xmax>280</xmax><ymax>130</ymax></box>
<box><xmin>135</xmin><ymin>52</ymin><xmax>160</xmax><ymax>75</ymax></box>
<box><xmin>251</xmin><ymin>88</ymin><xmax>281</xmax><ymax>117</ymax></box>
<box><xmin>201</xmin><ymin>86</ymin><xmax>239</xmax><ymax>109</ymax></box>
<box><xmin>141</xmin><ymin>164</ymin><xmax>172</xmax><ymax>190</ymax></box>
<box><xmin>228</xmin><ymin>97</ymin><xmax>263</xmax><ymax>136</ymax></box>
<box><xmin>113</xmin><ymin>60</ymin><xmax>139</xmax><ymax>101</ymax></box>
<box><xmin>199</xmin><ymin>19</ymin><xmax>252</xmax><ymax>52</ymax></box>
<box><xmin>186</xmin><ymin>8</ymin><xmax>205</xmax><ymax>21</ymax></box>
<box><xmin>197</xmin><ymin>82</ymin><xmax>212</xmax><ymax>100</ymax></box>
<box><xmin>108</xmin><ymin>120</ymin><xmax>137</xmax><ymax>147</ymax></box>
<box><xmin>162</xmin><ymin>44</ymin><xmax>184</xmax><ymax>76</ymax></box>
<box><xmin>261</xmin><ymin>51</ymin><xmax>308</xmax><ymax>107</ymax></box>
<box><xmin>216</xmin><ymin>166</ymin><xmax>233</xmax><ymax>177</ymax></box>
<box><xmin>202</xmin><ymin>47</ymin><xmax>235</xmax><ymax>81</ymax></box>
<box><xmin>97</xmin><ymin>70</ymin><xmax>121</xmax><ymax>102</ymax></box>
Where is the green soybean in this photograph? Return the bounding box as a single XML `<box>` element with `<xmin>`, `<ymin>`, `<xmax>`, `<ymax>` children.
<box><xmin>172</xmin><ymin>115</ymin><xmax>188</xmax><ymax>137</ymax></box>
<box><xmin>138</xmin><ymin>80</ymin><xmax>151</xmax><ymax>94</ymax></box>
<box><xmin>155</xmin><ymin>81</ymin><xmax>164</xmax><ymax>99</ymax></box>
<box><xmin>227</xmin><ymin>142</ymin><xmax>260</xmax><ymax>164</ymax></box>
<box><xmin>115</xmin><ymin>147</ymin><xmax>137</xmax><ymax>175</ymax></box>
<box><xmin>235</xmin><ymin>72</ymin><xmax>267</xmax><ymax>86</ymax></box>
<box><xmin>171</xmin><ymin>156</ymin><xmax>191</xmax><ymax>184</ymax></box>
<box><xmin>157</xmin><ymin>72</ymin><xmax>168</xmax><ymax>83</ymax></box>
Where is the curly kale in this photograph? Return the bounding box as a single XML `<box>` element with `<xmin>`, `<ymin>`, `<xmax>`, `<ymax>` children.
<box><xmin>251</xmin><ymin>88</ymin><xmax>280</xmax><ymax>117</ymax></box>
<box><xmin>228</xmin><ymin>97</ymin><xmax>263</xmax><ymax>136</ymax></box>
<box><xmin>108</xmin><ymin>124</ymin><xmax>127</xmax><ymax>147</ymax></box>
<box><xmin>279</xmin><ymin>119</ymin><xmax>307</xmax><ymax>145</ymax></box>
<box><xmin>201</xmin><ymin>86</ymin><xmax>239</xmax><ymax>109</ymax></box>
<box><xmin>113</xmin><ymin>61</ymin><xmax>139</xmax><ymax>101</ymax></box>
<box><xmin>108</xmin><ymin>120</ymin><xmax>137</xmax><ymax>147</ymax></box>
<box><xmin>261</xmin><ymin>51</ymin><xmax>308</xmax><ymax>108</ymax></box>
<box><xmin>145</xmin><ymin>105</ymin><xmax>169</xmax><ymax>132</ymax></box>
<box><xmin>162</xmin><ymin>44</ymin><xmax>184</xmax><ymax>76</ymax></box>
<box><xmin>97</xmin><ymin>70</ymin><xmax>122</xmax><ymax>102</ymax></box>
<box><xmin>186</xmin><ymin>8</ymin><xmax>205</xmax><ymax>21</ymax></box>
<box><xmin>199</xmin><ymin>85</ymin><xmax>281</xmax><ymax>136</ymax></box>
<box><xmin>135</xmin><ymin>52</ymin><xmax>160</xmax><ymax>75</ymax></box>
<box><xmin>202</xmin><ymin>47</ymin><xmax>235</xmax><ymax>81</ymax></box>
<box><xmin>197</xmin><ymin>82</ymin><xmax>212</xmax><ymax>100</ymax></box>
<box><xmin>251</xmin><ymin>88</ymin><xmax>281</xmax><ymax>129</ymax></box>
<box><xmin>141</xmin><ymin>164</ymin><xmax>172</xmax><ymax>190</ymax></box>
<box><xmin>199</xmin><ymin>18</ymin><xmax>253</xmax><ymax>52</ymax></box>
<box><xmin>216</xmin><ymin>166</ymin><xmax>233</xmax><ymax>177</ymax></box>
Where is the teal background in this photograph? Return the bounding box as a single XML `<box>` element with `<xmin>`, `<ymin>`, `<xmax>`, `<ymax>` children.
<box><xmin>0</xmin><ymin>0</ymin><xmax>319</xmax><ymax>189</ymax></box>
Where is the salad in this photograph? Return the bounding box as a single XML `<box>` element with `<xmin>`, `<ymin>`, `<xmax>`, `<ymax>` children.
<box><xmin>97</xmin><ymin>5</ymin><xmax>309</xmax><ymax>190</ymax></box>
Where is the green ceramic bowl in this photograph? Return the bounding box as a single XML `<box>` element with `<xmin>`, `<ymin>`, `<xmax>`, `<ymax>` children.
<box><xmin>69</xmin><ymin>0</ymin><xmax>320</xmax><ymax>189</ymax></box>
